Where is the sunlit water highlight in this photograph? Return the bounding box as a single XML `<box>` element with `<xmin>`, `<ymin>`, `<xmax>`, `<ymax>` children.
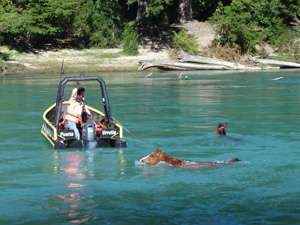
<box><xmin>1</xmin><ymin>70</ymin><xmax>300</xmax><ymax>224</ymax></box>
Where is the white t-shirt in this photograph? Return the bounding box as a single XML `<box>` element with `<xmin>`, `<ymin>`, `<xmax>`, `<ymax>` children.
<box><xmin>71</xmin><ymin>87</ymin><xmax>78</xmax><ymax>98</ymax></box>
<box><xmin>73</xmin><ymin>103</ymin><xmax>83</xmax><ymax>115</ymax></box>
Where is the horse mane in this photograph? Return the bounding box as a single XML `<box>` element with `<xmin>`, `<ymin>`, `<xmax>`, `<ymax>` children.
<box><xmin>160</xmin><ymin>149</ymin><xmax>178</xmax><ymax>160</ymax></box>
<box><xmin>157</xmin><ymin>148</ymin><xmax>182</xmax><ymax>166</ymax></box>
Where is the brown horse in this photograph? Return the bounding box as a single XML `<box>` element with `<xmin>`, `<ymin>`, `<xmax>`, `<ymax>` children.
<box><xmin>140</xmin><ymin>147</ymin><xmax>240</xmax><ymax>168</ymax></box>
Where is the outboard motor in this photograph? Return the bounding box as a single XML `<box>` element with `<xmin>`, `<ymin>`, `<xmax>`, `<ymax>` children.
<box><xmin>82</xmin><ymin>123</ymin><xmax>97</xmax><ymax>148</ymax></box>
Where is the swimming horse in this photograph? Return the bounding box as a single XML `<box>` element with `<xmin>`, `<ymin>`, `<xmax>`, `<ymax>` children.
<box><xmin>140</xmin><ymin>147</ymin><xmax>240</xmax><ymax>168</ymax></box>
<box><xmin>216</xmin><ymin>122</ymin><xmax>227</xmax><ymax>135</ymax></box>
<box><xmin>216</xmin><ymin>122</ymin><xmax>243</xmax><ymax>141</ymax></box>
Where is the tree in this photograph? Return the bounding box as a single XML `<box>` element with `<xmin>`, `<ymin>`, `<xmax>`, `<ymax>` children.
<box><xmin>178</xmin><ymin>0</ymin><xmax>192</xmax><ymax>24</ymax></box>
<box><xmin>128</xmin><ymin>0</ymin><xmax>175</xmax><ymax>26</ymax></box>
<box><xmin>193</xmin><ymin>0</ymin><xmax>232</xmax><ymax>21</ymax></box>
<box><xmin>72</xmin><ymin>0</ymin><xmax>124</xmax><ymax>48</ymax></box>
<box><xmin>136</xmin><ymin>0</ymin><xmax>150</xmax><ymax>26</ymax></box>
<box><xmin>210</xmin><ymin>0</ymin><xmax>300</xmax><ymax>54</ymax></box>
<box><xmin>0</xmin><ymin>0</ymin><xmax>78</xmax><ymax>50</ymax></box>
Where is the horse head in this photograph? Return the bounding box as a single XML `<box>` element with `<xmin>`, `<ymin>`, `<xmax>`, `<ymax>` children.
<box><xmin>216</xmin><ymin>122</ymin><xmax>227</xmax><ymax>135</ymax></box>
<box><xmin>140</xmin><ymin>147</ymin><xmax>167</xmax><ymax>165</ymax></box>
<box><xmin>226</xmin><ymin>158</ymin><xmax>240</xmax><ymax>163</ymax></box>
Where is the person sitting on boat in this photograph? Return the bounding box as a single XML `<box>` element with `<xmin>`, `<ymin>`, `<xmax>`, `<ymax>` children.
<box><xmin>68</xmin><ymin>83</ymin><xmax>92</xmax><ymax>117</ymax></box>
<box><xmin>62</xmin><ymin>82</ymin><xmax>80</xmax><ymax>126</ymax></box>
<box><xmin>216</xmin><ymin>122</ymin><xmax>227</xmax><ymax>135</ymax></box>
<box><xmin>65</xmin><ymin>96</ymin><xmax>84</xmax><ymax>140</ymax></box>
<box><xmin>76</xmin><ymin>87</ymin><xmax>92</xmax><ymax>118</ymax></box>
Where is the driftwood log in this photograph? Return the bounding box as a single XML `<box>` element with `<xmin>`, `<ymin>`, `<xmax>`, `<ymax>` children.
<box><xmin>177</xmin><ymin>50</ymin><xmax>258</xmax><ymax>70</ymax></box>
<box><xmin>138</xmin><ymin>51</ymin><xmax>300</xmax><ymax>71</ymax></box>
<box><xmin>138</xmin><ymin>60</ymin><xmax>229</xmax><ymax>71</ymax></box>
<box><xmin>248</xmin><ymin>56</ymin><xmax>300</xmax><ymax>68</ymax></box>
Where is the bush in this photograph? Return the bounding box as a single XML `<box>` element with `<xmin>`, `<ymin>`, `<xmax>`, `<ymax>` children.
<box><xmin>209</xmin><ymin>0</ymin><xmax>299</xmax><ymax>55</ymax></box>
<box><xmin>0</xmin><ymin>52</ymin><xmax>10</xmax><ymax>61</ymax></box>
<box><xmin>122</xmin><ymin>26</ymin><xmax>139</xmax><ymax>55</ymax></box>
<box><xmin>172</xmin><ymin>30</ymin><xmax>199</xmax><ymax>55</ymax></box>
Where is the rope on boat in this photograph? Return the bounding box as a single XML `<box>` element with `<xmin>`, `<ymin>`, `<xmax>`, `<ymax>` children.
<box><xmin>112</xmin><ymin>116</ymin><xmax>154</xmax><ymax>151</ymax></box>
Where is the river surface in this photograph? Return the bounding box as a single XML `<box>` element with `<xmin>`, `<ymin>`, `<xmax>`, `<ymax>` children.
<box><xmin>0</xmin><ymin>70</ymin><xmax>300</xmax><ymax>224</ymax></box>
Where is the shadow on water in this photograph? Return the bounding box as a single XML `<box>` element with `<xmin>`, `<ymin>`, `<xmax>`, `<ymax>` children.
<box><xmin>218</xmin><ymin>135</ymin><xmax>244</xmax><ymax>141</ymax></box>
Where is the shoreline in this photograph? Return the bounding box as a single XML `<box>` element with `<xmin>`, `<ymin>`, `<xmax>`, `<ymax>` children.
<box><xmin>2</xmin><ymin>45</ymin><xmax>300</xmax><ymax>76</ymax></box>
<box><xmin>1</xmin><ymin>47</ymin><xmax>172</xmax><ymax>75</ymax></box>
<box><xmin>1</xmin><ymin>22</ymin><xmax>214</xmax><ymax>75</ymax></box>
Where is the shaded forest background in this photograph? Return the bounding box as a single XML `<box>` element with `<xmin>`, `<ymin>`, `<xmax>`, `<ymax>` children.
<box><xmin>1</xmin><ymin>0</ymin><xmax>300</xmax><ymax>59</ymax></box>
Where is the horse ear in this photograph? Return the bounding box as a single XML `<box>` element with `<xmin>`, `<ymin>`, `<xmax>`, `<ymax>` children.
<box><xmin>156</xmin><ymin>147</ymin><xmax>162</xmax><ymax>152</ymax></box>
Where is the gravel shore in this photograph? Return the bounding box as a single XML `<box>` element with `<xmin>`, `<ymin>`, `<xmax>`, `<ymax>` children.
<box><xmin>1</xmin><ymin>47</ymin><xmax>171</xmax><ymax>75</ymax></box>
<box><xmin>1</xmin><ymin>22</ymin><xmax>216</xmax><ymax>75</ymax></box>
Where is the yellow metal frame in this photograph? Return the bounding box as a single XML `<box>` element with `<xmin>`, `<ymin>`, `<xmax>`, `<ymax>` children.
<box><xmin>41</xmin><ymin>103</ymin><xmax>58</xmax><ymax>142</ymax></box>
<box><xmin>41</xmin><ymin>125</ymin><xmax>55</xmax><ymax>147</ymax></box>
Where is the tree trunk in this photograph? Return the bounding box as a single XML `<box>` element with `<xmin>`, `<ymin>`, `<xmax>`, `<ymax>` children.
<box><xmin>136</xmin><ymin>0</ymin><xmax>150</xmax><ymax>26</ymax></box>
<box><xmin>179</xmin><ymin>0</ymin><xmax>193</xmax><ymax>24</ymax></box>
<box><xmin>177</xmin><ymin>50</ymin><xmax>257</xmax><ymax>69</ymax></box>
<box><xmin>138</xmin><ymin>60</ymin><xmax>229</xmax><ymax>71</ymax></box>
<box><xmin>248</xmin><ymin>56</ymin><xmax>300</xmax><ymax>68</ymax></box>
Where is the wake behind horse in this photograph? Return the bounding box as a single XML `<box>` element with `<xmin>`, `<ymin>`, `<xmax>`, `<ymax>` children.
<box><xmin>140</xmin><ymin>147</ymin><xmax>240</xmax><ymax>168</ymax></box>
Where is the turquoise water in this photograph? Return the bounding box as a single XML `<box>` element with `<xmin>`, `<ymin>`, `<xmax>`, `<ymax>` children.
<box><xmin>1</xmin><ymin>70</ymin><xmax>300</xmax><ymax>224</ymax></box>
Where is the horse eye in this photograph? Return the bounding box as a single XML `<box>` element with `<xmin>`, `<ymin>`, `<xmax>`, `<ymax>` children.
<box><xmin>151</xmin><ymin>154</ymin><xmax>155</xmax><ymax>157</ymax></box>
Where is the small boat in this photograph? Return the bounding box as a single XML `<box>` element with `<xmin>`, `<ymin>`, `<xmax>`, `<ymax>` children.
<box><xmin>41</xmin><ymin>73</ymin><xmax>127</xmax><ymax>149</ymax></box>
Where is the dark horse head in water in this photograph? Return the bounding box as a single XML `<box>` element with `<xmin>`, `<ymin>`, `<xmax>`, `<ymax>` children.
<box><xmin>140</xmin><ymin>147</ymin><xmax>240</xmax><ymax>168</ymax></box>
<box><xmin>216</xmin><ymin>122</ymin><xmax>227</xmax><ymax>135</ymax></box>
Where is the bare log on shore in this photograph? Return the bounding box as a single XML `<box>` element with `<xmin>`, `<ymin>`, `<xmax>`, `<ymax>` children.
<box><xmin>248</xmin><ymin>56</ymin><xmax>300</xmax><ymax>68</ymax></box>
<box><xmin>177</xmin><ymin>50</ymin><xmax>258</xmax><ymax>70</ymax></box>
<box><xmin>1</xmin><ymin>66</ymin><xmax>9</xmax><ymax>75</ymax></box>
<box><xmin>138</xmin><ymin>60</ymin><xmax>229</xmax><ymax>71</ymax></box>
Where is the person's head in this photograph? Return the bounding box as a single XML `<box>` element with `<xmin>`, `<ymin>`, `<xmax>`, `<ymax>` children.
<box><xmin>76</xmin><ymin>96</ymin><xmax>83</xmax><ymax>104</ymax></box>
<box><xmin>77</xmin><ymin>87</ymin><xmax>85</xmax><ymax>97</ymax></box>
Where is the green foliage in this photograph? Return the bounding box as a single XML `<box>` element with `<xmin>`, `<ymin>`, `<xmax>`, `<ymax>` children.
<box><xmin>99</xmin><ymin>52</ymin><xmax>121</xmax><ymax>59</ymax></box>
<box><xmin>126</xmin><ymin>0</ymin><xmax>174</xmax><ymax>17</ymax></box>
<box><xmin>1</xmin><ymin>0</ymin><xmax>300</xmax><ymax>57</ymax></box>
<box><xmin>73</xmin><ymin>0</ymin><xmax>123</xmax><ymax>48</ymax></box>
<box><xmin>271</xmin><ymin>29</ymin><xmax>300</xmax><ymax>62</ymax></box>
<box><xmin>271</xmin><ymin>27</ymin><xmax>297</xmax><ymax>51</ymax></box>
<box><xmin>0</xmin><ymin>0</ymin><xmax>78</xmax><ymax>49</ymax></box>
<box><xmin>80</xmin><ymin>51</ymin><xmax>121</xmax><ymax>58</ymax></box>
<box><xmin>122</xmin><ymin>26</ymin><xmax>139</xmax><ymax>55</ymax></box>
<box><xmin>1</xmin><ymin>0</ymin><xmax>125</xmax><ymax>49</ymax></box>
<box><xmin>210</xmin><ymin>0</ymin><xmax>300</xmax><ymax>55</ymax></box>
<box><xmin>210</xmin><ymin>0</ymin><xmax>259</xmax><ymax>54</ymax></box>
<box><xmin>1</xmin><ymin>0</ymin><xmax>76</xmax><ymax>35</ymax></box>
<box><xmin>172</xmin><ymin>30</ymin><xmax>199</xmax><ymax>55</ymax></box>
<box><xmin>148</xmin><ymin>0</ymin><xmax>173</xmax><ymax>18</ymax></box>
<box><xmin>0</xmin><ymin>52</ymin><xmax>10</xmax><ymax>60</ymax></box>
